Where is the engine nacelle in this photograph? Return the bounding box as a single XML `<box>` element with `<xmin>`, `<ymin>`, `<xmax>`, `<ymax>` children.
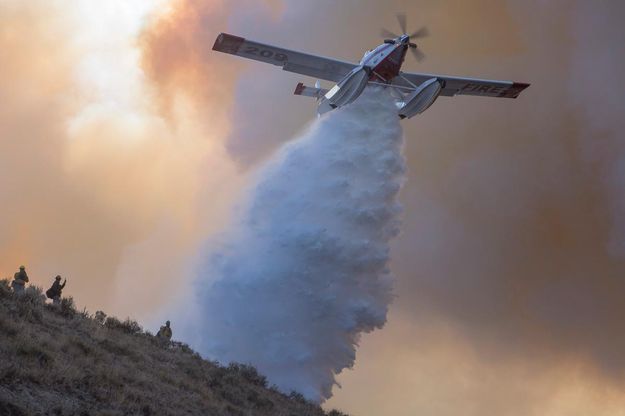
<box><xmin>398</xmin><ymin>78</ymin><xmax>442</xmax><ymax>119</ymax></box>
<box><xmin>324</xmin><ymin>66</ymin><xmax>371</xmax><ymax>108</ymax></box>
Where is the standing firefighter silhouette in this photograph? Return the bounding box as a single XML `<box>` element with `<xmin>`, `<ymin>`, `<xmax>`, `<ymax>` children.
<box><xmin>46</xmin><ymin>275</ymin><xmax>67</xmax><ymax>305</ymax></box>
<box><xmin>157</xmin><ymin>320</ymin><xmax>173</xmax><ymax>341</ymax></box>
<box><xmin>11</xmin><ymin>265</ymin><xmax>29</xmax><ymax>294</ymax></box>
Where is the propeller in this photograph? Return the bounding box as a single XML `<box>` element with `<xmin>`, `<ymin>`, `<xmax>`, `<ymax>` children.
<box><xmin>380</xmin><ymin>13</ymin><xmax>429</xmax><ymax>62</ymax></box>
<box><xmin>380</xmin><ymin>28</ymin><xmax>399</xmax><ymax>39</ymax></box>
<box><xmin>409</xmin><ymin>26</ymin><xmax>429</xmax><ymax>39</ymax></box>
<box><xmin>397</xmin><ymin>12</ymin><xmax>407</xmax><ymax>34</ymax></box>
<box><xmin>411</xmin><ymin>47</ymin><xmax>426</xmax><ymax>62</ymax></box>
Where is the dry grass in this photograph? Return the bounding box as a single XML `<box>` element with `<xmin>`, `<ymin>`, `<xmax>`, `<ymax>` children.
<box><xmin>0</xmin><ymin>280</ymin><xmax>348</xmax><ymax>416</ymax></box>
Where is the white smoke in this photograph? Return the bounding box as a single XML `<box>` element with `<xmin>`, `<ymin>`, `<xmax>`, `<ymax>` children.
<box><xmin>195</xmin><ymin>88</ymin><xmax>405</xmax><ymax>402</ymax></box>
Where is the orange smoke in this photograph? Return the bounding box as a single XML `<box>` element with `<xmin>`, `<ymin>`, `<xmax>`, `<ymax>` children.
<box><xmin>0</xmin><ymin>0</ymin><xmax>244</xmax><ymax>316</ymax></box>
<box><xmin>140</xmin><ymin>0</ymin><xmax>242</xmax><ymax>123</ymax></box>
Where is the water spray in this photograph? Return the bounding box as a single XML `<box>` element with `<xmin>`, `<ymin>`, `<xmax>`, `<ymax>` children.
<box><xmin>195</xmin><ymin>88</ymin><xmax>405</xmax><ymax>402</ymax></box>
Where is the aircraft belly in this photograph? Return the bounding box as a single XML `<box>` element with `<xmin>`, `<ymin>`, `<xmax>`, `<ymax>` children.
<box><xmin>371</xmin><ymin>48</ymin><xmax>404</xmax><ymax>82</ymax></box>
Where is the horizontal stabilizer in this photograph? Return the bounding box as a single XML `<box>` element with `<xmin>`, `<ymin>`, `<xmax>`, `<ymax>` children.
<box><xmin>294</xmin><ymin>82</ymin><xmax>328</xmax><ymax>99</ymax></box>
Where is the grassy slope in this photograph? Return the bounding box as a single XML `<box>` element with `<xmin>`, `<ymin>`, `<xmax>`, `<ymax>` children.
<box><xmin>0</xmin><ymin>280</ymin><xmax>347</xmax><ymax>416</ymax></box>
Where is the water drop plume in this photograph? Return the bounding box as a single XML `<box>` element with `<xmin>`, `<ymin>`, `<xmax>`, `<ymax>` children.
<box><xmin>195</xmin><ymin>88</ymin><xmax>405</xmax><ymax>402</ymax></box>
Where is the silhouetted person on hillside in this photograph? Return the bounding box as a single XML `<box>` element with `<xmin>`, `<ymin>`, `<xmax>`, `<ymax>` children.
<box><xmin>46</xmin><ymin>275</ymin><xmax>66</xmax><ymax>305</ymax></box>
<box><xmin>11</xmin><ymin>265</ymin><xmax>29</xmax><ymax>294</ymax></box>
<box><xmin>157</xmin><ymin>320</ymin><xmax>172</xmax><ymax>341</ymax></box>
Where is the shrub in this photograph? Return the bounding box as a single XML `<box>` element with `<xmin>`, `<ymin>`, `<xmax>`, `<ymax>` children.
<box><xmin>78</xmin><ymin>307</ymin><xmax>90</xmax><ymax>319</ymax></box>
<box><xmin>0</xmin><ymin>315</ymin><xmax>19</xmax><ymax>337</ymax></box>
<box><xmin>21</xmin><ymin>285</ymin><xmax>46</xmax><ymax>303</ymax></box>
<box><xmin>122</xmin><ymin>318</ymin><xmax>142</xmax><ymax>334</ymax></box>
<box><xmin>0</xmin><ymin>364</ymin><xmax>19</xmax><ymax>385</ymax></box>
<box><xmin>0</xmin><ymin>279</ymin><xmax>12</xmax><ymax>298</ymax></box>
<box><xmin>16</xmin><ymin>286</ymin><xmax>46</xmax><ymax>322</ymax></box>
<box><xmin>16</xmin><ymin>339</ymin><xmax>53</xmax><ymax>367</ymax></box>
<box><xmin>98</xmin><ymin>338</ymin><xmax>135</xmax><ymax>358</ymax></box>
<box><xmin>60</xmin><ymin>296</ymin><xmax>77</xmax><ymax>318</ymax></box>
<box><xmin>171</xmin><ymin>341</ymin><xmax>197</xmax><ymax>355</ymax></box>
<box><xmin>0</xmin><ymin>402</ymin><xmax>27</xmax><ymax>416</ymax></box>
<box><xmin>69</xmin><ymin>336</ymin><xmax>93</xmax><ymax>355</ymax></box>
<box><xmin>247</xmin><ymin>389</ymin><xmax>274</xmax><ymax>411</ymax></box>
<box><xmin>227</xmin><ymin>363</ymin><xmax>268</xmax><ymax>388</ymax></box>
<box><xmin>288</xmin><ymin>390</ymin><xmax>309</xmax><ymax>404</ymax></box>
<box><xmin>327</xmin><ymin>410</ymin><xmax>349</xmax><ymax>416</ymax></box>
<box><xmin>104</xmin><ymin>316</ymin><xmax>122</xmax><ymax>329</ymax></box>
<box><xmin>104</xmin><ymin>316</ymin><xmax>142</xmax><ymax>335</ymax></box>
<box><xmin>94</xmin><ymin>310</ymin><xmax>107</xmax><ymax>325</ymax></box>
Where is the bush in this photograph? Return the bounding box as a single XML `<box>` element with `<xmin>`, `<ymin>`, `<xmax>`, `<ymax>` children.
<box><xmin>21</xmin><ymin>286</ymin><xmax>46</xmax><ymax>304</ymax></box>
<box><xmin>247</xmin><ymin>389</ymin><xmax>274</xmax><ymax>411</ymax></box>
<box><xmin>104</xmin><ymin>316</ymin><xmax>122</xmax><ymax>329</ymax></box>
<box><xmin>0</xmin><ymin>402</ymin><xmax>27</xmax><ymax>416</ymax></box>
<box><xmin>94</xmin><ymin>310</ymin><xmax>107</xmax><ymax>325</ymax></box>
<box><xmin>60</xmin><ymin>296</ymin><xmax>77</xmax><ymax>318</ymax></box>
<box><xmin>0</xmin><ymin>279</ymin><xmax>11</xmax><ymax>298</ymax></box>
<box><xmin>16</xmin><ymin>286</ymin><xmax>46</xmax><ymax>322</ymax></box>
<box><xmin>327</xmin><ymin>410</ymin><xmax>349</xmax><ymax>416</ymax></box>
<box><xmin>104</xmin><ymin>316</ymin><xmax>143</xmax><ymax>335</ymax></box>
<box><xmin>171</xmin><ymin>341</ymin><xmax>197</xmax><ymax>355</ymax></box>
<box><xmin>0</xmin><ymin>364</ymin><xmax>19</xmax><ymax>385</ymax></box>
<box><xmin>71</xmin><ymin>337</ymin><xmax>93</xmax><ymax>355</ymax></box>
<box><xmin>78</xmin><ymin>307</ymin><xmax>90</xmax><ymax>319</ymax></box>
<box><xmin>16</xmin><ymin>339</ymin><xmax>53</xmax><ymax>367</ymax></box>
<box><xmin>227</xmin><ymin>363</ymin><xmax>268</xmax><ymax>388</ymax></box>
<box><xmin>0</xmin><ymin>314</ymin><xmax>19</xmax><ymax>337</ymax></box>
<box><xmin>288</xmin><ymin>390</ymin><xmax>309</xmax><ymax>404</ymax></box>
<box><xmin>98</xmin><ymin>338</ymin><xmax>135</xmax><ymax>358</ymax></box>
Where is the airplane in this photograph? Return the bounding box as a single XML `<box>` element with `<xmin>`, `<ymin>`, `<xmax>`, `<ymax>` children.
<box><xmin>212</xmin><ymin>14</ymin><xmax>529</xmax><ymax>119</ymax></box>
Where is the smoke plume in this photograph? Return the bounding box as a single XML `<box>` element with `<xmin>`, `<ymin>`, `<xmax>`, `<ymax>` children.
<box><xmin>194</xmin><ymin>89</ymin><xmax>404</xmax><ymax>402</ymax></box>
<box><xmin>0</xmin><ymin>0</ymin><xmax>245</xmax><ymax>316</ymax></box>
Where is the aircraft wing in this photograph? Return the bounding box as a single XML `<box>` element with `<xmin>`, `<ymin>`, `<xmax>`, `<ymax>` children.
<box><xmin>212</xmin><ymin>33</ymin><xmax>357</xmax><ymax>83</ymax></box>
<box><xmin>393</xmin><ymin>71</ymin><xmax>530</xmax><ymax>99</ymax></box>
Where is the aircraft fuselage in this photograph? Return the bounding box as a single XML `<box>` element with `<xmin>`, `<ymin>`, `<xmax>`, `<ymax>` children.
<box><xmin>360</xmin><ymin>37</ymin><xmax>410</xmax><ymax>82</ymax></box>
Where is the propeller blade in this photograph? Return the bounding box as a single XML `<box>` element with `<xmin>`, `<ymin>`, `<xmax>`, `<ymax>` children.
<box><xmin>410</xmin><ymin>26</ymin><xmax>429</xmax><ymax>39</ymax></box>
<box><xmin>380</xmin><ymin>28</ymin><xmax>399</xmax><ymax>38</ymax></box>
<box><xmin>411</xmin><ymin>47</ymin><xmax>426</xmax><ymax>62</ymax></box>
<box><xmin>396</xmin><ymin>13</ymin><xmax>407</xmax><ymax>34</ymax></box>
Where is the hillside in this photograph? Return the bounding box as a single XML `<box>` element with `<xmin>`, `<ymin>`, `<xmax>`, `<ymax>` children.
<box><xmin>0</xmin><ymin>280</ymin><xmax>347</xmax><ymax>416</ymax></box>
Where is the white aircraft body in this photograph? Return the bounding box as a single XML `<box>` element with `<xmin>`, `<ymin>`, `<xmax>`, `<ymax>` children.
<box><xmin>212</xmin><ymin>16</ymin><xmax>529</xmax><ymax>119</ymax></box>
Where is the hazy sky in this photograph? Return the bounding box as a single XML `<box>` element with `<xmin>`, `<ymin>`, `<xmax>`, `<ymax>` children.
<box><xmin>1</xmin><ymin>1</ymin><xmax>625</xmax><ymax>415</ymax></box>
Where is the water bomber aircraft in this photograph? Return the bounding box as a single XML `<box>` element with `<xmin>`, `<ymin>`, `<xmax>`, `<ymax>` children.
<box><xmin>212</xmin><ymin>14</ymin><xmax>530</xmax><ymax>119</ymax></box>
